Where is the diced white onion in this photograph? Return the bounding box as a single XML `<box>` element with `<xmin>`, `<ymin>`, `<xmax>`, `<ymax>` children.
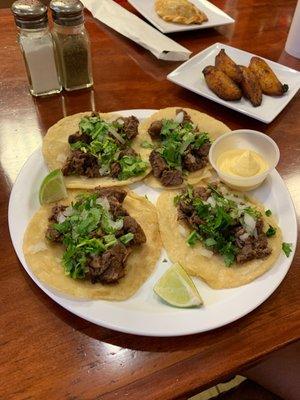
<box><xmin>198</xmin><ymin>247</ymin><xmax>213</xmax><ymax>258</ymax></box>
<box><xmin>28</xmin><ymin>242</ymin><xmax>47</xmax><ymax>253</ymax></box>
<box><xmin>96</xmin><ymin>197</ymin><xmax>110</xmax><ymax>211</ymax></box>
<box><xmin>243</xmin><ymin>213</ymin><xmax>256</xmax><ymax>233</ymax></box>
<box><xmin>179</xmin><ymin>225</ymin><xmax>187</xmax><ymax>237</ymax></box>
<box><xmin>110</xmin><ymin>218</ymin><xmax>123</xmax><ymax>230</ymax></box>
<box><xmin>239</xmin><ymin>232</ymin><xmax>250</xmax><ymax>241</ymax></box>
<box><xmin>99</xmin><ymin>166</ymin><xmax>110</xmax><ymax>176</ymax></box>
<box><xmin>253</xmin><ymin>228</ymin><xmax>258</xmax><ymax>239</ymax></box>
<box><xmin>57</xmin><ymin>213</ymin><xmax>66</xmax><ymax>223</ymax></box>
<box><xmin>225</xmin><ymin>194</ymin><xmax>243</xmax><ymax>204</ymax></box>
<box><xmin>116</xmin><ymin>118</ymin><xmax>124</xmax><ymax>125</ymax></box>
<box><xmin>108</xmin><ymin>127</ymin><xmax>125</xmax><ymax>144</ymax></box>
<box><xmin>63</xmin><ymin>206</ymin><xmax>74</xmax><ymax>217</ymax></box>
<box><xmin>206</xmin><ymin>196</ymin><xmax>216</xmax><ymax>208</ymax></box>
<box><xmin>174</xmin><ymin>111</ymin><xmax>184</xmax><ymax>124</ymax></box>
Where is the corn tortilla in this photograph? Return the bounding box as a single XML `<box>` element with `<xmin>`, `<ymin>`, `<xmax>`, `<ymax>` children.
<box><xmin>23</xmin><ymin>190</ymin><xmax>162</xmax><ymax>300</ymax></box>
<box><xmin>156</xmin><ymin>190</ymin><xmax>282</xmax><ymax>288</ymax></box>
<box><xmin>139</xmin><ymin>107</ymin><xmax>230</xmax><ymax>189</ymax></box>
<box><xmin>42</xmin><ymin>112</ymin><xmax>152</xmax><ymax>189</ymax></box>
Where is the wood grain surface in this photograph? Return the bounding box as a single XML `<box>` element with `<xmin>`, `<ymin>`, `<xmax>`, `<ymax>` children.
<box><xmin>0</xmin><ymin>1</ymin><xmax>299</xmax><ymax>399</ymax></box>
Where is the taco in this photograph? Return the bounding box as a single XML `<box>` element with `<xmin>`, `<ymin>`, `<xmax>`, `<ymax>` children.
<box><xmin>42</xmin><ymin>111</ymin><xmax>152</xmax><ymax>189</ymax></box>
<box><xmin>139</xmin><ymin>107</ymin><xmax>230</xmax><ymax>189</ymax></box>
<box><xmin>23</xmin><ymin>187</ymin><xmax>161</xmax><ymax>300</ymax></box>
<box><xmin>157</xmin><ymin>183</ymin><xmax>282</xmax><ymax>288</ymax></box>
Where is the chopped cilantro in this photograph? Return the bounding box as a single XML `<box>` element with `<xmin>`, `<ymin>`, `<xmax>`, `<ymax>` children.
<box><xmin>265</xmin><ymin>209</ymin><xmax>272</xmax><ymax>217</ymax></box>
<box><xmin>141</xmin><ymin>141</ymin><xmax>154</xmax><ymax>149</ymax></box>
<box><xmin>49</xmin><ymin>193</ymin><xmax>131</xmax><ymax>280</ymax></box>
<box><xmin>70</xmin><ymin>115</ymin><xmax>148</xmax><ymax>180</ymax></box>
<box><xmin>118</xmin><ymin>155</ymin><xmax>148</xmax><ymax>180</ymax></box>
<box><xmin>155</xmin><ymin>118</ymin><xmax>211</xmax><ymax>172</ymax></box>
<box><xmin>282</xmin><ymin>242</ymin><xmax>292</xmax><ymax>257</ymax></box>
<box><xmin>205</xmin><ymin>238</ymin><xmax>216</xmax><ymax>247</ymax></box>
<box><xmin>176</xmin><ymin>184</ymin><xmax>265</xmax><ymax>266</ymax></box>
<box><xmin>187</xmin><ymin>230</ymin><xmax>200</xmax><ymax>246</ymax></box>
<box><xmin>266</xmin><ymin>225</ymin><xmax>276</xmax><ymax>237</ymax></box>
<box><xmin>119</xmin><ymin>233</ymin><xmax>134</xmax><ymax>245</ymax></box>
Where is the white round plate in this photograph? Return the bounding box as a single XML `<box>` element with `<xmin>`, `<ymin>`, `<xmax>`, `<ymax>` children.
<box><xmin>8</xmin><ymin>109</ymin><xmax>297</xmax><ymax>337</ymax></box>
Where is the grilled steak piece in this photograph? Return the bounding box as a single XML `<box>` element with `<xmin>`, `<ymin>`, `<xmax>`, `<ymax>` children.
<box><xmin>88</xmin><ymin>243</ymin><xmax>128</xmax><ymax>284</ymax></box>
<box><xmin>48</xmin><ymin>205</ymin><xmax>67</xmax><ymax>223</ymax></box>
<box><xmin>256</xmin><ymin>218</ymin><xmax>264</xmax><ymax>235</ymax></box>
<box><xmin>120</xmin><ymin>216</ymin><xmax>146</xmax><ymax>245</ymax></box>
<box><xmin>236</xmin><ymin>234</ymin><xmax>271</xmax><ymax>263</ymax></box>
<box><xmin>121</xmin><ymin>116</ymin><xmax>139</xmax><ymax>140</ymax></box>
<box><xmin>119</xmin><ymin>147</ymin><xmax>137</xmax><ymax>158</ymax></box>
<box><xmin>178</xmin><ymin>200</ymin><xmax>194</xmax><ymax>222</ymax></box>
<box><xmin>182</xmin><ymin>152</ymin><xmax>206</xmax><ymax>172</ymax></box>
<box><xmin>45</xmin><ymin>226</ymin><xmax>63</xmax><ymax>243</ymax></box>
<box><xmin>109</xmin><ymin>198</ymin><xmax>128</xmax><ymax>219</ymax></box>
<box><xmin>176</xmin><ymin>108</ymin><xmax>192</xmax><ymax>124</ymax></box>
<box><xmin>62</xmin><ymin>150</ymin><xmax>100</xmax><ymax>178</ymax></box>
<box><xmin>110</xmin><ymin>162</ymin><xmax>121</xmax><ymax>178</ymax></box>
<box><xmin>148</xmin><ymin>120</ymin><xmax>163</xmax><ymax>139</ymax></box>
<box><xmin>189</xmin><ymin>212</ymin><xmax>204</xmax><ymax>228</ymax></box>
<box><xmin>194</xmin><ymin>186</ymin><xmax>211</xmax><ymax>201</ymax></box>
<box><xmin>94</xmin><ymin>187</ymin><xmax>127</xmax><ymax>203</ymax></box>
<box><xmin>149</xmin><ymin>150</ymin><xmax>168</xmax><ymax>178</ymax></box>
<box><xmin>194</xmin><ymin>142</ymin><xmax>211</xmax><ymax>157</ymax></box>
<box><xmin>68</xmin><ymin>131</ymin><xmax>91</xmax><ymax>145</ymax></box>
<box><xmin>101</xmin><ymin>243</ymin><xmax>127</xmax><ymax>283</ymax></box>
<box><xmin>161</xmin><ymin>169</ymin><xmax>183</xmax><ymax>186</ymax></box>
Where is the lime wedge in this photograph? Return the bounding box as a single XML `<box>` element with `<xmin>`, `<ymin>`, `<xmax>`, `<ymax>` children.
<box><xmin>154</xmin><ymin>263</ymin><xmax>203</xmax><ymax>308</ymax></box>
<box><xmin>39</xmin><ymin>169</ymin><xmax>68</xmax><ymax>205</ymax></box>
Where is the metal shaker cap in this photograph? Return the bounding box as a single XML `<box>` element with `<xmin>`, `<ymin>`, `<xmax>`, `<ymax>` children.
<box><xmin>11</xmin><ymin>0</ymin><xmax>48</xmax><ymax>29</ymax></box>
<box><xmin>50</xmin><ymin>0</ymin><xmax>84</xmax><ymax>26</ymax></box>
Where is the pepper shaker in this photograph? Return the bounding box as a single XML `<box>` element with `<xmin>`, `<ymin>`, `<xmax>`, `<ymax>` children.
<box><xmin>11</xmin><ymin>0</ymin><xmax>62</xmax><ymax>97</ymax></box>
<box><xmin>50</xmin><ymin>0</ymin><xmax>93</xmax><ymax>91</ymax></box>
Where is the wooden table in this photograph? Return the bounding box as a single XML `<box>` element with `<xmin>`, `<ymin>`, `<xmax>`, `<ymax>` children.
<box><xmin>1</xmin><ymin>1</ymin><xmax>299</xmax><ymax>399</ymax></box>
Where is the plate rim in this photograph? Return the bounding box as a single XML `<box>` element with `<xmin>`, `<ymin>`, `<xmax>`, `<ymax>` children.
<box><xmin>8</xmin><ymin>109</ymin><xmax>298</xmax><ymax>337</ymax></box>
<box><xmin>167</xmin><ymin>43</ymin><xmax>300</xmax><ymax>123</ymax></box>
<box><xmin>127</xmin><ymin>0</ymin><xmax>235</xmax><ymax>34</ymax></box>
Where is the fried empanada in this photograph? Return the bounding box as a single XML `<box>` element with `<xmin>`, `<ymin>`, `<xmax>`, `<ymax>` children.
<box><xmin>249</xmin><ymin>57</ymin><xmax>288</xmax><ymax>96</ymax></box>
<box><xmin>155</xmin><ymin>0</ymin><xmax>208</xmax><ymax>25</ymax></box>
<box><xmin>239</xmin><ymin>65</ymin><xmax>262</xmax><ymax>107</ymax></box>
<box><xmin>215</xmin><ymin>49</ymin><xmax>242</xmax><ymax>83</ymax></box>
<box><xmin>202</xmin><ymin>66</ymin><xmax>242</xmax><ymax>101</ymax></box>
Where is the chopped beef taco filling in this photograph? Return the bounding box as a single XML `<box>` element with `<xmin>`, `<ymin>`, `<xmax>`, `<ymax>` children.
<box><xmin>45</xmin><ymin>187</ymin><xmax>146</xmax><ymax>284</ymax></box>
<box><xmin>62</xmin><ymin>112</ymin><xmax>148</xmax><ymax>180</ymax></box>
<box><xmin>175</xmin><ymin>184</ymin><xmax>275</xmax><ymax>266</ymax></box>
<box><xmin>146</xmin><ymin>109</ymin><xmax>211</xmax><ymax>187</ymax></box>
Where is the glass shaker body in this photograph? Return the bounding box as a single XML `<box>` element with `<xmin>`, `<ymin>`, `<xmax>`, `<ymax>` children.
<box><xmin>52</xmin><ymin>22</ymin><xmax>93</xmax><ymax>91</ymax></box>
<box><xmin>18</xmin><ymin>26</ymin><xmax>62</xmax><ymax>97</ymax></box>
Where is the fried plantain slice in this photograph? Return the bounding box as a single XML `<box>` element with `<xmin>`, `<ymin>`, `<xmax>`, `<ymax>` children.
<box><xmin>239</xmin><ymin>65</ymin><xmax>262</xmax><ymax>107</ymax></box>
<box><xmin>215</xmin><ymin>49</ymin><xmax>242</xmax><ymax>83</ymax></box>
<box><xmin>202</xmin><ymin>66</ymin><xmax>242</xmax><ymax>101</ymax></box>
<box><xmin>249</xmin><ymin>57</ymin><xmax>288</xmax><ymax>96</ymax></box>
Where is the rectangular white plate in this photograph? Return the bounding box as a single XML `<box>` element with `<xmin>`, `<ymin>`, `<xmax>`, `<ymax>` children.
<box><xmin>167</xmin><ymin>43</ymin><xmax>300</xmax><ymax>123</ymax></box>
<box><xmin>127</xmin><ymin>0</ymin><xmax>234</xmax><ymax>33</ymax></box>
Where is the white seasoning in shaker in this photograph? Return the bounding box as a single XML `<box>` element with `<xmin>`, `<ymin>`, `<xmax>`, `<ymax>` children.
<box><xmin>11</xmin><ymin>0</ymin><xmax>62</xmax><ymax>97</ymax></box>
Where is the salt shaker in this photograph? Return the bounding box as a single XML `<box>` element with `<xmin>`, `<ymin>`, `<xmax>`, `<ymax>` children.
<box><xmin>50</xmin><ymin>0</ymin><xmax>93</xmax><ymax>91</ymax></box>
<box><xmin>11</xmin><ymin>0</ymin><xmax>62</xmax><ymax>97</ymax></box>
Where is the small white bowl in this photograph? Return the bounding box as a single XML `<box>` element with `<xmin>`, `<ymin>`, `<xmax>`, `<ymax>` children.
<box><xmin>208</xmin><ymin>130</ymin><xmax>280</xmax><ymax>191</ymax></box>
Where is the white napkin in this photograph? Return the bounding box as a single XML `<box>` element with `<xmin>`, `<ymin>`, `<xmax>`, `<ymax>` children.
<box><xmin>82</xmin><ymin>0</ymin><xmax>191</xmax><ymax>61</ymax></box>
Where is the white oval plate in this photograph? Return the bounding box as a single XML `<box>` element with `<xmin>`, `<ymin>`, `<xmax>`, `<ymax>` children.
<box><xmin>8</xmin><ymin>109</ymin><xmax>297</xmax><ymax>337</ymax></box>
